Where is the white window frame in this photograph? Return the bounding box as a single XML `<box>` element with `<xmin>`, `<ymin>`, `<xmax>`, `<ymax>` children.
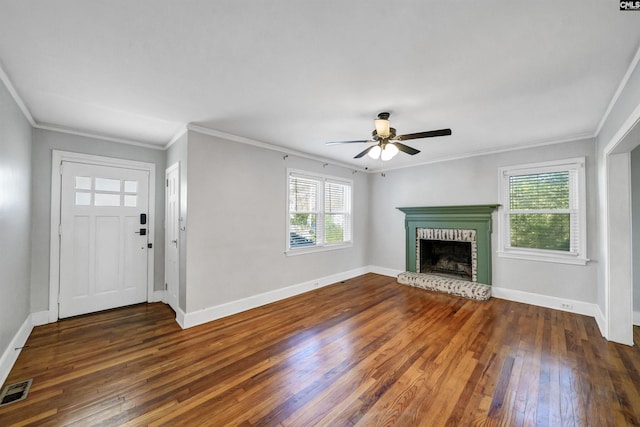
<box><xmin>498</xmin><ymin>157</ymin><xmax>588</xmax><ymax>265</ymax></box>
<box><xmin>286</xmin><ymin>169</ymin><xmax>353</xmax><ymax>255</ymax></box>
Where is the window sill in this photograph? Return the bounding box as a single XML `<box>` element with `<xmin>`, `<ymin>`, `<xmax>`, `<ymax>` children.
<box><xmin>285</xmin><ymin>242</ymin><xmax>353</xmax><ymax>256</ymax></box>
<box><xmin>497</xmin><ymin>250</ymin><xmax>589</xmax><ymax>265</ymax></box>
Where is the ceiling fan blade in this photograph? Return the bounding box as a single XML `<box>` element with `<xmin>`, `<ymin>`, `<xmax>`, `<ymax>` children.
<box><xmin>325</xmin><ymin>139</ymin><xmax>371</xmax><ymax>145</ymax></box>
<box><xmin>354</xmin><ymin>146</ymin><xmax>375</xmax><ymax>159</ymax></box>
<box><xmin>393</xmin><ymin>142</ymin><xmax>420</xmax><ymax>155</ymax></box>
<box><xmin>395</xmin><ymin>128</ymin><xmax>452</xmax><ymax>141</ymax></box>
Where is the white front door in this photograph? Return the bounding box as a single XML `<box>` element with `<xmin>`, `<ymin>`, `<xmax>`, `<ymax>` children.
<box><xmin>165</xmin><ymin>163</ymin><xmax>180</xmax><ymax>312</ymax></box>
<box><xmin>59</xmin><ymin>161</ymin><xmax>150</xmax><ymax>318</ymax></box>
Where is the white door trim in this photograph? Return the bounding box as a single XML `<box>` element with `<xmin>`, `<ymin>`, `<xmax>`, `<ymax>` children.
<box><xmin>164</xmin><ymin>161</ymin><xmax>180</xmax><ymax>311</ymax></box>
<box><xmin>49</xmin><ymin>150</ymin><xmax>156</xmax><ymax>322</ymax></box>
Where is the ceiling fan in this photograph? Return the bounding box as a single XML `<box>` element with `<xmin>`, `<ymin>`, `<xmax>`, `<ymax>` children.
<box><xmin>326</xmin><ymin>112</ymin><xmax>452</xmax><ymax>161</ymax></box>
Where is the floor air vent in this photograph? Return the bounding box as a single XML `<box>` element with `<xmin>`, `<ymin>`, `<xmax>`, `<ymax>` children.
<box><xmin>0</xmin><ymin>379</ymin><xmax>33</xmax><ymax>406</ymax></box>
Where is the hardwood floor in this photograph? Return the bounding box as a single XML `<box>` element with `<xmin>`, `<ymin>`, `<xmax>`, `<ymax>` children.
<box><xmin>1</xmin><ymin>273</ymin><xmax>639</xmax><ymax>426</ymax></box>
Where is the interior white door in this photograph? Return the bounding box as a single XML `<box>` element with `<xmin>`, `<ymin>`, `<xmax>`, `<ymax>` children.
<box><xmin>59</xmin><ymin>161</ymin><xmax>150</xmax><ymax>318</ymax></box>
<box><xmin>165</xmin><ymin>163</ymin><xmax>180</xmax><ymax>312</ymax></box>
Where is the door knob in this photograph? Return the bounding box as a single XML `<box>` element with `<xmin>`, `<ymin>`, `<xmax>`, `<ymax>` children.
<box><xmin>135</xmin><ymin>228</ymin><xmax>147</xmax><ymax>235</ymax></box>
<box><xmin>172</xmin><ymin>239</ymin><xmax>178</xmax><ymax>245</ymax></box>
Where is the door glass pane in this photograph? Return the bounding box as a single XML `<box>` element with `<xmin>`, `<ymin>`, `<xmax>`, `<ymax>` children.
<box><xmin>75</xmin><ymin>192</ymin><xmax>91</xmax><ymax>205</ymax></box>
<box><xmin>95</xmin><ymin>178</ymin><xmax>121</xmax><ymax>192</ymax></box>
<box><xmin>124</xmin><ymin>180</ymin><xmax>138</xmax><ymax>193</ymax></box>
<box><xmin>124</xmin><ymin>195</ymin><xmax>137</xmax><ymax>207</ymax></box>
<box><xmin>75</xmin><ymin>176</ymin><xmax>92</xmax><ymax>190</ymax></box>
<box><xmin>94</xmin><ymin>193</ymin><xmax>121</xmax><ymax>206</ymax></box>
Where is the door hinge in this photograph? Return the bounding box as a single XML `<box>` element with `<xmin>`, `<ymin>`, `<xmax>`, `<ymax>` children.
<box><xmin>60</xmin><ymin>162</ymin><xmax>64</xmax><ymax>175</ymax></box>
<box><xmin>58</xmin><ymin>224</ymin><xmax>62</xmax><ymax>236</ymax></box>
<box><xmin>165</xmin><ymin>283</ymin><xmax>168</xmax><ymax>290</ymax></box>
<box><xmin>166</xmin><ymin>179</ymin><xmax>169</xmax><ymax>187</ymax></box>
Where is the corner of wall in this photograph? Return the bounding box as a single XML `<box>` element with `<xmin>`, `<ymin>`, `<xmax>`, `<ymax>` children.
<box><xmin>0</xmin><ymin>315</ymin><xmax>35</xmax><ymax>387</ymax></box>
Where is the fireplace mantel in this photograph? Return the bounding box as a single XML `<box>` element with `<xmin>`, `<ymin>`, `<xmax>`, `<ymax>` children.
<box><xmin>397</xmin><ymin>205</ymin><xmax>499</xmax><ymax>285</ymax></box>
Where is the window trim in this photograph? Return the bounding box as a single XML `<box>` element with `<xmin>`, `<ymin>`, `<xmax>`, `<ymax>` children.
<box><xmin>286</xmin><ymin>169</ymin><xmax>353</xmax><ymax>255</ymax></box>
<box><xmin>497</xmin><ymin>157</ymin><xmax>588</xmax><ymax>265</ymax></box>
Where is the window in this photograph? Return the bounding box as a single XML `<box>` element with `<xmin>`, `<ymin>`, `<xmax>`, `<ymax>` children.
<box><xmin>287</xmin><ymin>170</ymin><xmax>352</xmax><ymax>253</ymax></box>
<box><xmin>498</xmin><ymin>158</ymin><xmax>587</xmax><ymax>265</ymax></box>
<box><xmin>74</xmin><ymin>176</ymin><xmax>138</xmax><ymax>208</ymax></box>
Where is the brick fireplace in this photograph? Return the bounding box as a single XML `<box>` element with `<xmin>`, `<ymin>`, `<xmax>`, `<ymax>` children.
<box><xmin>397</xmin><ymin>205</ymin><xmax>499</xmax><ymax>285</ymax></box>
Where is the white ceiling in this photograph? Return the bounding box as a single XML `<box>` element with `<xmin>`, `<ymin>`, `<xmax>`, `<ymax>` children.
<box><xmin>1</xmin><ymin>1</ymin><xmax>639</xmax><ymax>170</ymax></box>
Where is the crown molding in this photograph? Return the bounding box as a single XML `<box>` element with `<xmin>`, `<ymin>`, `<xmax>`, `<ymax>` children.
<box><xmin>368</xmin><ymin>132</ymin><xmax>596</xmax><ymax>173</ymax></box>
<box><xmin>164</xmin><ymin>126</ymin><xmax>188</xmax><ymax>150</ymax></box>
<box><xmin>0</xmin><ymin>61</ymin><xmax>36</xmax><ymax>126</ymax></box>
<box><xmin>187</xmin><ymin>123</ymin><xmax>368</xmax><ymax>172</ymax></box>
<box><xmin>595</xmin><ymin>41</ymin><xmax>640</xmax><ymax>137</ymax></box>
<box><xmin>33</xmin><ymin>123</ymin><xmax>165</xmax><ymax>150</ymax></box>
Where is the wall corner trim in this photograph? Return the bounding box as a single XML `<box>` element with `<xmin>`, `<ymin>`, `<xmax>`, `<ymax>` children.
<box><xmin>175</xmin><ymin>307</ymin><xmax>187</xmax><ymax>329</ymax></box>
<box><xmin>596</xmin><ymin>306</ymin><xmax>609</xmax><ymax>339</ymax></box>
<box><xmin>150</xmin><ymin>290</ymin><xmax>165</xmax><ymax>303</ymax></box>
<box><xmin>367</xmin><ymin>265</ymin><xmax>404</xmax><ymax>278</ymax></box>
<box><xmin>31</xmin><ymin>311</ymin><xmax>51</xmax><ymax>327</ymax></box>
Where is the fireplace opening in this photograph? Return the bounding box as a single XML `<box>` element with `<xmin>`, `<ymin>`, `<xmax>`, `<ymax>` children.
<box><xmin>419</xmin><ymin>239</ymin><xmax>473</xmax><ymax>281</ymax></box>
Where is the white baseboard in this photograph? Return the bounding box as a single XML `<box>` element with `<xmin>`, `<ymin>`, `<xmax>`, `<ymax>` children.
<box><xmin>367</xmin><ymin>265</ymin><xmax>403</xmax><ymax>278</ymax></box>
<box><xmin>596</xmin><ymin>306</ymin><xmax>608</xmax><ymax>338</ymax></box>
<box><xmin>180</xmin><ymin>266</ymin><xmax>370</xmax><ymax>329</ymax></box>
<box><xmin>634</xmin><ymin>311</ymin><xmax>640</xmax><ymax>327</ymax></box>
<box><xmin>491</xmin><ymin>286</ymin><xmax>598</xmax><ymax>318</ymax></box>
<box><xmin>150</xmin><ymin>290</ymin><xmax>165</xmax><ymax>303</ymax></box>
<box><xmin>31</xmin><ymin>311</ymin><xmax>50</xmax><ymax>327</ymax></box>
<box><xmin>175</xmin><ymin>307</ymin><xmax>187</xmax><ymax>329</ymax></box>
<box><xmin>0</xmin><ymin>316</ymin><xmax>34</xmax><ymax>387</ymax></box>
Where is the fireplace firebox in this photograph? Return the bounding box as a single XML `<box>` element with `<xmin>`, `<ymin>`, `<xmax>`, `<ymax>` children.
<box><xmin>420</xmin><ymin>239</ymin><xmax>472</xmax><ymax>280</ymax></box>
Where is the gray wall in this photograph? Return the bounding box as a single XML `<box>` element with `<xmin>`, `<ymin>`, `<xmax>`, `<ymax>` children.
<box><xmin>30</xmin><ymin>129</ymin><xmax>166</xmax><ymax>312</ymax></box>
<box><xmin>0</xmin><ymin>79</ymin><xmax>32</xmax><ymax>359</ymax></box>
<box><xmin>166</xmin><ymin>132</ymin><xmax>188</xmax><ymax>312</ymax></box>
<box><xmin>368</xmin><ymin>138</ymin><xmax>599</xmax><ymax>303</ymax></box>
<box><xmin>632</xmin><ymin>144</ymin><xmax>640</xmax><ymax>317</ymax></box>
<box><xmin>184</xmin><ymin>131</ymin><xmax>369</xmax><ymax>313</ymax></box>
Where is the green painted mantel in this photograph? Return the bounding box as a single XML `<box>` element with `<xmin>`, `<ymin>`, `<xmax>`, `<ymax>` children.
<box><xmin>397</xmin><ymin>205</ymin><xmax>500</xmax><ymax>285</ymax></box>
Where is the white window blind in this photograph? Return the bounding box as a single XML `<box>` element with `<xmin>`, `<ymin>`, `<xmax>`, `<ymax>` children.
<box><xmin>289</xmin><ymin>175</ymin><xmax>319</xmax><ymax>247</ymax></box>
<box><xmin>324</xmin><ymin>180</ymin><xmax>351</xmax><ymax>244</ymax></box>
<box><xmin>287</xmin><ymin>171</ymin><xmax>352</xmax><ymax>252</ymax></box>
<box><xmin>498</xmin><ymin>158</ymin><xmax>587</xmax><ymax>265</ymax></box>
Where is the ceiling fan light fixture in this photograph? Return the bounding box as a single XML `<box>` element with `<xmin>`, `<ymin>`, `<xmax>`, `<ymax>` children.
<box><xmin>381</xmin><ymin>143</ymin><xmax>399</xmax><ymax>161</ymax></box>
<box><xmin>368</xmin><ymin>144</ymin><xmax>382</xmax><ymax>159</ymax></box>
<box><xmin>327</xmin><ymin>111</ymin><xmax>451</xmax><ymax>161</ymax></box>
<box><xmin>374</xmin><ymin>118</ymin><xmax>390</xmax><ymax>138</ymax></box>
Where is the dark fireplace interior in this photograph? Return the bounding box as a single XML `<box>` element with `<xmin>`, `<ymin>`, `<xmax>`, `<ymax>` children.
<box><xmin>420</xmin><ymin>239</ymin><xmax>472</xmax><ymax>281</ymax></box>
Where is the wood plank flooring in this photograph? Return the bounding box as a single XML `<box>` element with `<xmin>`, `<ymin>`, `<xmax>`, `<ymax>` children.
<box><xmin>1</xmin><ymin>273</ymin><xmax>639</xmax><ymax>426</ymax></box>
